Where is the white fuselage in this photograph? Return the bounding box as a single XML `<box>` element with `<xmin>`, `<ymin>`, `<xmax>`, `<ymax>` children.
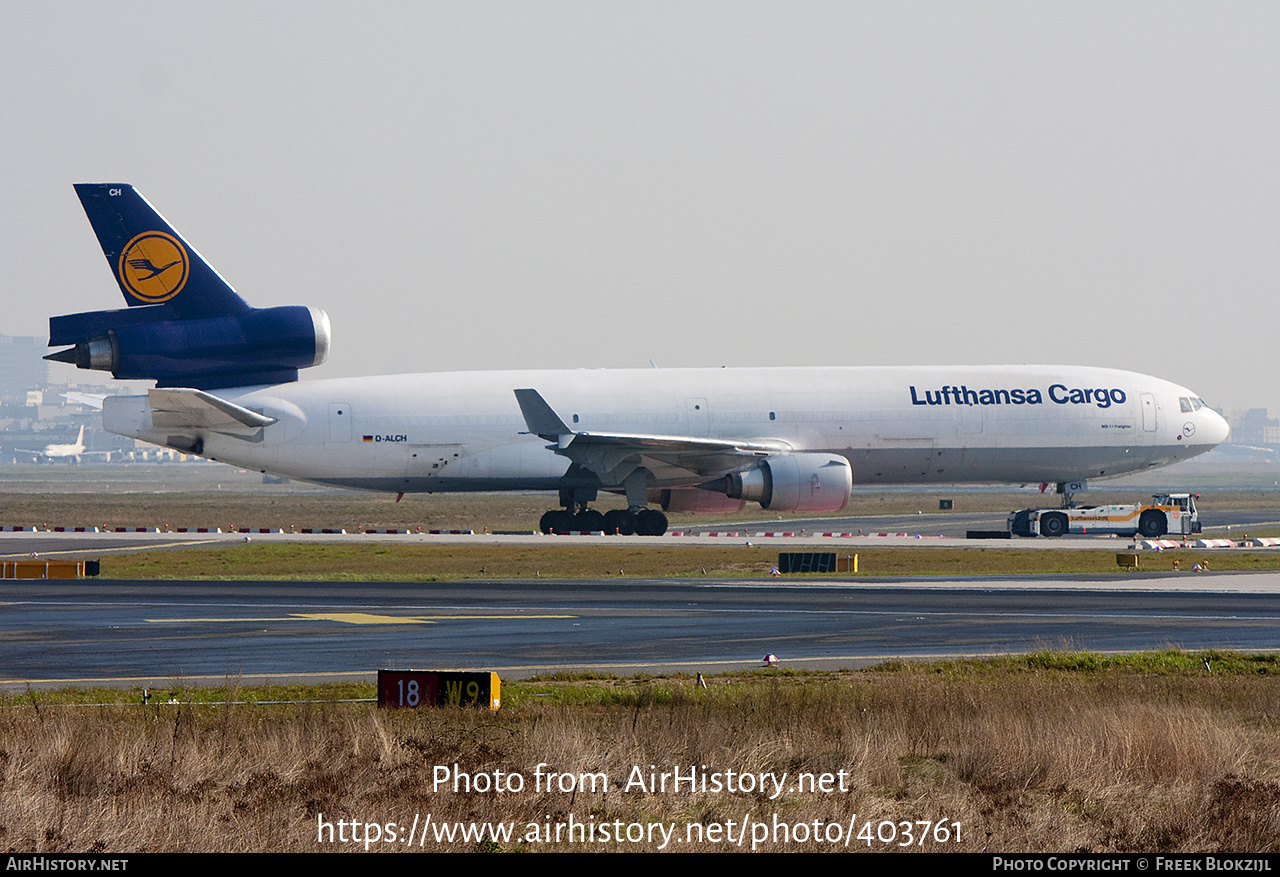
<box><xmin>101</xmin><ymin>364</ymin><xmax>1229</xmax><ymax>496</ymax></box>
<box><xmin>19</xmin><ymin>426</ymin><xmax>86</xmax><ymax>460</ymax></box>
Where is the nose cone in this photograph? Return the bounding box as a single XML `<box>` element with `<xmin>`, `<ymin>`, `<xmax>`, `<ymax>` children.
<box><xmin>1203</xmin><ymin>407</ymin><xmax>1230</xmax><ymax>447</ymax></box>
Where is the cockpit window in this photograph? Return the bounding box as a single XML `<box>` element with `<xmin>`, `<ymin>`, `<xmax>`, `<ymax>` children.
<box><xmin>1180</xmin><ymin>397</ymin><xmax>1192</xmax><ymax>413</ymax></box>
<box><xmin>1192</xmin><ymin>398</ymin><xmax>1204</xmax><ymax>411</ymax></box>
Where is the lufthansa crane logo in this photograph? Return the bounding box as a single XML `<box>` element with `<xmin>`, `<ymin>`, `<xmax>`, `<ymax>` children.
<box><xmin>118</xmin><ymin>231</ymin><xmax>189</xmax><ymax>303</ymax></box>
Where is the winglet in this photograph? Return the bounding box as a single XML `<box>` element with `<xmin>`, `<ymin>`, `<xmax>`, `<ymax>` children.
<box><xmin>514</xmin><ymin>389</ymin><xmax>575</xmax><ymax>448</ymax></box>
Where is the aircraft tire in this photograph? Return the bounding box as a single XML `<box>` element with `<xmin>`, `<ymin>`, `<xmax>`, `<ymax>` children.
<box><xmin>1039</xmin><ymin>512</ymin><xmax>1068</xmax><ymax>538</ymax></box>
<box><xmin>1138</xmin><ymin>511</ymin><xmax>1166</xmax><ymax>538</ymax></box>
<box><xmin>575</xmin><ymin>509</ymin><xmax>606</xmax><ymax>533</ymax></box>
<box><xmin>539</xmin><ymin>510</ymin><xmax>574</xmax><ymax>534</ymax></box>
<box><xmin>602</xmin><ymin>509</ymin><xmax>636</xmax><ymax>535</ymax></box>
<box><xmin>635</xmin><ymin>508</ymin><xmax>668</xmax><ymax>536</ymax></box>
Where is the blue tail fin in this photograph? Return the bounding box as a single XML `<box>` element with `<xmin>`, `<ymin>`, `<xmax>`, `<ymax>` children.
<box><xmin>49</xmin><ymin>184</ymin><xmax>330</xmax><ymax>389</ymax></box>
<box><xmin>73</xmin><ymin>184</ymin><xmax>250</xmax><ymax>318</ymax></box>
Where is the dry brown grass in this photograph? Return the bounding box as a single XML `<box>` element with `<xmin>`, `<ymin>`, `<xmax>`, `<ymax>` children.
<box><xmin>101</xmin><ymin>541</ymin><xmax>1280</xmax><ymax>580</ymax></box>
<box><xmin>2</xmin><ymin>487</ymin><xmax>1272</xmax><ymax>534</ymax></box>
<box><xmin>3</xmin><ymin>668</ymin><xmax>1279</xmax><ymax>852</ymax></box>
<box><xmin>0</xmin><ymin>491</ymin><xmax>556</xmax><ymax>534</ymax></box>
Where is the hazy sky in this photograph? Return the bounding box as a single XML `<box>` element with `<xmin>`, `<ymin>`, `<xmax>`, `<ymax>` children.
<box><xmin>3</xmin><ymin>2</ymin><xmax>1276</xmax><ymax>413</ymax></box>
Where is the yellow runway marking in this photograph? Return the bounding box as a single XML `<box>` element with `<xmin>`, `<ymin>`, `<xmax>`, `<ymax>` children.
<box><xmin>146</xmin><ymin>613</ymin><xmax>577</xmax><ymax>625</ymax></box>
<box><xmin>0</xmin><ymin>538</ymin><xmax>224</xmax><ymax>559</ymax></box>
<box><xmin>296</xmin><ymin>612</ymin><xmax>435</xmax><ymax>625</ymax></box>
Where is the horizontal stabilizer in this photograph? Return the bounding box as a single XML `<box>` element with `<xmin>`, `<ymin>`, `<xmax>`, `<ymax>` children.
<box><xmin>148</xmin><ymin>388</ymin><xmax>277</xmax><ymax>433</ymax></box>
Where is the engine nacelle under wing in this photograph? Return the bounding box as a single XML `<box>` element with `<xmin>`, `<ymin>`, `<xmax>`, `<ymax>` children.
<box><xmin>725</xmin><ymin>453</ymin><xmax>852</xmax><ymax>513</ymax></box>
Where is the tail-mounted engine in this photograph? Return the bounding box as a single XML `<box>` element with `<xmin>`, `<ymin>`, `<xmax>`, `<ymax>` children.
<box><xmin>47</xmin><ymin>304</ymin><xmax>330</xmax><ymax>389</ymax></box>
<box><xmin>48</xmin><ymin>184</ymin><xmax>331</xmax><ymax>390</ymax></box>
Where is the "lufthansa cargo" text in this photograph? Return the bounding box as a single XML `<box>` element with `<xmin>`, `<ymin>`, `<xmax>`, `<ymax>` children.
<box><xmin>910</xmin><ymin>384</ymin><xmax>1127</xmax><ymax>409</ymax></box>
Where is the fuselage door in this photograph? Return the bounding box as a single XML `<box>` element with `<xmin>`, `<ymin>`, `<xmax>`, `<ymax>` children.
<box><xmin>686</xmin><ymin>398</ymin><xmax>709</xmax><ymax>437</ymax></box>
<box><xmin>329</xmin><ymin>402</ymin><xmax>352</xmax><ymax>442</ymax></box>
<box><xmin>1141</xmin><ymin>393</ymin><xmax>1157</xmax><ymax>432</ymax></box>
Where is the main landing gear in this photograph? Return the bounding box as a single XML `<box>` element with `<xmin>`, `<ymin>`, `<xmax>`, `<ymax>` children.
<box><xmin>538</xmin><ymin>505</ymin><xmax>668</xmax><ymax>536</ymax></box>
<box><xmin>539</xmin><ymin>474</ymin><xmax>668</xmax><ymax>536</ymax></box>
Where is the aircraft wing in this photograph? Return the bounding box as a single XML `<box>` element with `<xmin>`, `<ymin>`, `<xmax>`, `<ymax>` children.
<box><xmin>147</xmin><ymin>388</ymin><xmax>277</xmax><ymax>436</ymax></box>
<box><xmin>62</xmin><ymin>392</ymin><xmax>107</xmax><ymax>410</ymax></box>
<box><xmin>514</xmin><ymin>388</ymin><xmax>791</xmax><ymax>482</ymax></box>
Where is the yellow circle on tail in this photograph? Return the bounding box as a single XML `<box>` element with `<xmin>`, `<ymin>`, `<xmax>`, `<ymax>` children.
<box><xmin>118</xmin><ymin>231</ymin><xmax>189</xmax><ymax>303</ymax></box>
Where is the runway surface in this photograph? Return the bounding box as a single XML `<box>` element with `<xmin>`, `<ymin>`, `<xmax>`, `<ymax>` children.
<box><xmin>3</xmin><ymin>573</ymin><xmax>1278</xmax><ymax>687</ymax></box>
<box><xmin>698</xmin><ymin>506</ymin><xmax>1280</xmax><ymax>539</ymax></box>
<box><xmin>2</xmin><ymin>506</ymin><xmax>1277</xmax><ymax>557</ymax></box>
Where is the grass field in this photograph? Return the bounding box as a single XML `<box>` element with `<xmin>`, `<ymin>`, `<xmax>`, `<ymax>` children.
<box><xmin>3</xmin><ymin>653</ymin><xmax>1278</xmax><ymax>853</ymax></box>
<box><xmin>3</xmin><ymin>484</ymin><xmax>1279</xmax><ymax>534</ymax></box>
<box><xmin>2</xmin><ymin>484</ymin><xmax>1277</xmax><ymax>581</ymax></box>
<box><xmin>4</xmin><ymin>482</ymin><xmax>1280</xmax><ymax>852</ymax></box>
<box><xmin>101</xmin><ymin>540</ymin><xmax>1280</xmax><ymax>580</ymax></box>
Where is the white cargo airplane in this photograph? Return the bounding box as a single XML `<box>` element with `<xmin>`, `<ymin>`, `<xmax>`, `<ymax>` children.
<box><xmin>47</xmin><ymin>185</ymin><xmax>1230</xmax><ymax>535</ymax></box>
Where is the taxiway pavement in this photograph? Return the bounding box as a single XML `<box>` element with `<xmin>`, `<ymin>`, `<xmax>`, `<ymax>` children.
<box><xmin>2</xmin><ymin>573</ymin><xmax>1277</xmax><ymax>688</ymax></box>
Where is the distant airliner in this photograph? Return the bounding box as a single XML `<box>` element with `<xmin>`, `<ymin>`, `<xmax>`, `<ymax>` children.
<box><xmin>16</xmin><ymin>425</ymin><xmax>92</xmax><ymax>462</ymax></box>
<box><xmin>46</xmin><ymin>185</ymin><xmax>1230</xmax><ymax>535</ymax></box>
